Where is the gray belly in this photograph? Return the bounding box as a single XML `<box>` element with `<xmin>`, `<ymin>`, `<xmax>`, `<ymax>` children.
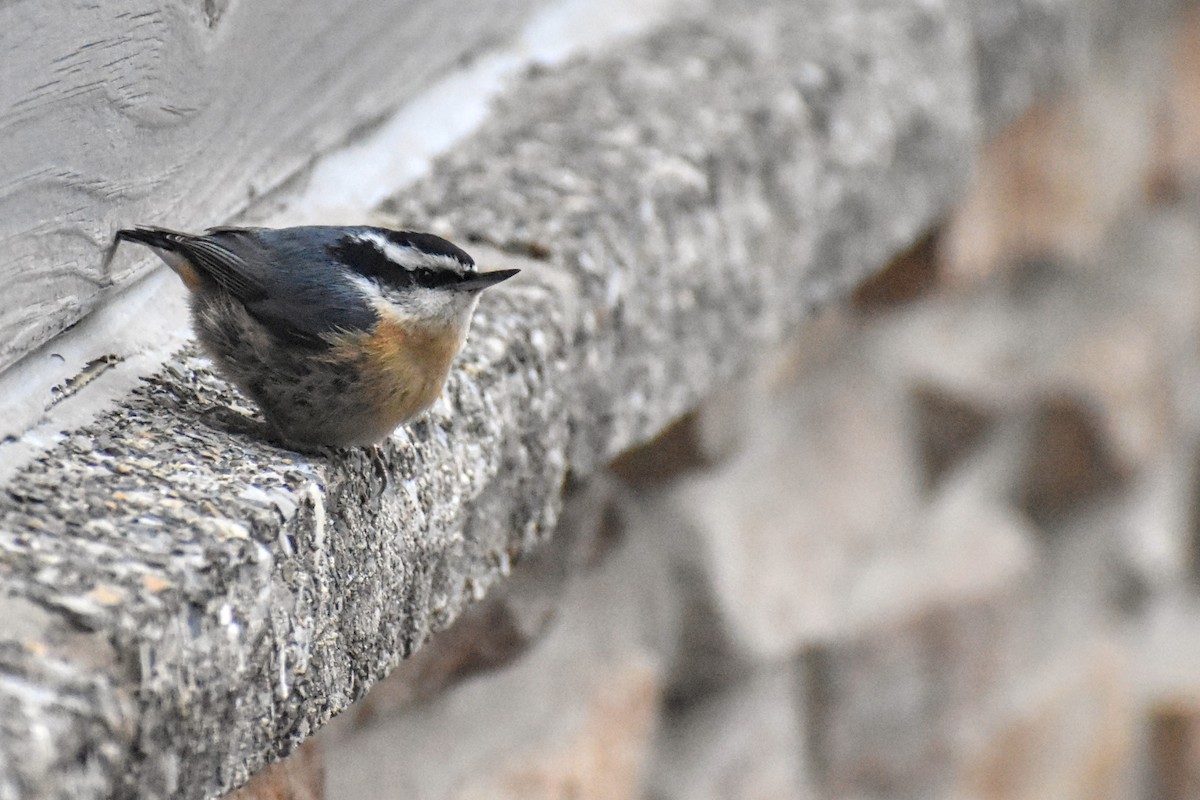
<box><xmin>191</xmin><ymin>294</ymin><xmax>390</xmax><ymax>449</ymax></box>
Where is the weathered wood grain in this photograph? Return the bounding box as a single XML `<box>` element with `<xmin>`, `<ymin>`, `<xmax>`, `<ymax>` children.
<box><xmin>0</xmin><ymin>0</ymin><xmax>546</xmax><ymax>372</ymax></box>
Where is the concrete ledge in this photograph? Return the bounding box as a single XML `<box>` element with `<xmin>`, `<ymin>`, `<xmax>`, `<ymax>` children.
<box><xmin>0</xmin><ymin>0</ymin><xmax>1118</xmax><ymax>797</ymax></box>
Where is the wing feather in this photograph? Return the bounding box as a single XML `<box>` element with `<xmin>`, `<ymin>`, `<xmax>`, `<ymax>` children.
<box><xmin>117</xmin><ymin>226</ymin><xmax>267</xmax><ymax>302</ymax></box>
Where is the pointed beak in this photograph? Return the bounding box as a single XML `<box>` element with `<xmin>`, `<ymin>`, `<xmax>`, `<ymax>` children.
<box><xmin>456</xmin><ymin>268</ymin><xmax>520</xmax><ymax>292</ymax></box>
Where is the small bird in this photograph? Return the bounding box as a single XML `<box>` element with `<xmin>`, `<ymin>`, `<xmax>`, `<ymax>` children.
<box><xmin>114</xmin><ymin>225</ymin><xmax>517</xmax><ymax>450</ymax></box>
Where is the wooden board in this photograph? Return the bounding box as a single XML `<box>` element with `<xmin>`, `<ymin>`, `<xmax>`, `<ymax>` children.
<box><xmin>0</xmin><ymin>0</ymin><xmax>545</xmax><ymax>372</ymax></box>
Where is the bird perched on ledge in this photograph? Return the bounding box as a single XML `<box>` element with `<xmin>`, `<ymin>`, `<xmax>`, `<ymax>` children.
<box><xmin>114</xmin><ymin>225</ymin><xmax>518</xmax><ymax>450</ymax></box>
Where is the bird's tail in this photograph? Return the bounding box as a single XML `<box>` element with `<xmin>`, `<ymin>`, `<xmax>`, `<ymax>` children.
<box><xmin>112</xmin><ymin>226</ymin><xmax>206</xmax><ymax>289</ymax></box>
<box><xmin>115</xmin><ymin>226</ymin><xmax>190</xmax><ymax>252</ymax></box>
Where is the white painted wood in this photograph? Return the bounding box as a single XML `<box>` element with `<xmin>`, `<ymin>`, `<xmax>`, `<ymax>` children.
<box><xmin>0</xmin><ymin>0</ymin><xmax>546</xmax><ymax>372</ymax></box>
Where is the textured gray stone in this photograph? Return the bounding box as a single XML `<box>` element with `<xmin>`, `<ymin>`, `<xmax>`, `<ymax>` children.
<box><xmin>0</xmin><ymin>0</ymin><xmax>1133</xmax><ymax>798</ymax></box>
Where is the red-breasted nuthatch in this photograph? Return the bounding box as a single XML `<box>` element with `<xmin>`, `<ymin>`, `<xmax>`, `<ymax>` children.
<box><xmin>114</xmin><ymin>225</ymin><xmax>518</xmax><ymax>450</ymax></box>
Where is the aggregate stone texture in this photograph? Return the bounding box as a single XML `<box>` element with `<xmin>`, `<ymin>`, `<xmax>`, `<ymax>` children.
<box><xmin>0</xmin><ymin>0</ymin><xmax>1119</xmax><ymax>798</ymax></box>
<box><xmin>648</xmin><ymin>666</ymin><xmax>814</xmax><ymax>800</ymax></box>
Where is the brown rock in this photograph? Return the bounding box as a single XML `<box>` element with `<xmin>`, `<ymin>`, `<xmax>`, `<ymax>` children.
<box><xmin>962</xmin><ymin>644</ymin><xmax>1132</xmax><ymax>800</ymax></box>
<box><xmin>452</xmin><ymin>664</ymin><xmax>661</xmax><ymax>800</ymax></box>
<box><xmin>1148</xmin><ymin>6</ymin><xmax>1200</xmax><ymax>202</ymax></box>
<box><xmin>851</xmin><ymin>229</ymin><xmax>942</xmax><ymax>312</ymax></box>
<box><xmin>609</xmin><ymin>411</ymin><xmax>718</xmax><ymax>488</ymax></box>
<box><xmin>225</xmin><ymin>741</ymin><xmax>324</xmax><ymax>800</ymax></box>
<box><xmin>941</xmin><ymin>80</ymin><xmax>1154</xmax><ymax>286</ymax></box>
<box><xmin>912</xmin><ymin>383</ymin><xmax>998</xmax><ymax>490</ymax></box>
<box><xmin>1017</xmin><ymin>394</ymin><xmax>1129</xmax><ymax>525</ymax></box>
<box><xmin>802</xmin><ymin>582</ymin><xmax>1031</xmax><ymax>799</ymax></box>
<box><xmin>648</xmin><ymin>666</ymin><xmax>812</xmax><ymax>800</ymax></box>
<box><xmin>1148</xmin><ymin>699</ymin><xmax>1200</xmax><ymax>800</ymax></box>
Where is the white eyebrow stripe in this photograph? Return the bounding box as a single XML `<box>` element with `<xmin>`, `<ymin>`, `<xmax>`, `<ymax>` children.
<box><xmin>354</xmin><ymin>231</ymin><xmax>468</xmax><ymax>272</ymax></box>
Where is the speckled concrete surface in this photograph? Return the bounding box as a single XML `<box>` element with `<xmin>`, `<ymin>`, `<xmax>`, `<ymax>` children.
<box><xmin>0</xmin><ymin>0</ymin><xmax>1119</xmax><ymax>797</ymax></box>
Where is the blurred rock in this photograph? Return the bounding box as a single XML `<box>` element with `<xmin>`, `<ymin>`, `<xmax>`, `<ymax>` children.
<box><xmin>802</xmin><ymin>581</ymin><xmax>1032</xmax><ymax>799</ymax></box>
<box><xmin>609</xmin><ymin>412</ymin><xmax>717</xmax><ymax>488</ymax></box>
<box><xmin>1017</xmin><ymin>394</ymin><xmax>1130</xmax><ymax>526</ymax></box>
<box><xmin>450</xmin><ymin>664</ymin><xmax>660</xmax><ymax>800</ymax></box>
<box><xmin>659</xmin><ymin>327</ymin><xmax>1032</xmax><ymax>666</ymax></box>
<box><xmin>851</xmin><ymin>230</ymin><xmax>941</xmax><ymax>312</ymax></box>
<box><xmin>880</xmin><ymin>196</ymin><xmax>1200</xmax><ymax>496</ymax></box>
<box><xmin>1148</xmin><ymin>699</ymin><xmax>1200</xmax><ymax>800</ymax></box>
<box><xmin>1148</xmin><ymin>6</ymin><xmax>1200</xmax><ymax>201</ymax></box>
<box><xmin>664</xmin><ymin>336</ymin><xmax>919</xmax><ymax>659</ymax></box>
<box><xmin>225</xmin><ymin>741</ymin><xmax>323</xmax><ymax>800</ymax></box>
<box><xmin>912</xmin><ymin>383</ymin><xmax>999</xmax><ymax>491</ymax></box>
<box><xmin>647</xmin><ymin>666</ymin><xmax>812</xmax><ymax>800</ymax></box>
<box><xmin>961</xmin><ymin>643</ymin><xmax>1133</xmax><ymax>800</ymax></box>
<box><xmin>941</xmin><ymin>48</ymin><xmax>1161</xmax><ymax>286</ymax></box>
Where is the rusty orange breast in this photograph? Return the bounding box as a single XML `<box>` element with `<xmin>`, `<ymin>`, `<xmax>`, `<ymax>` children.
<box><xmin>330</xmin><ymin>314</ymin><xmax>463</xmax><ymax>429</ymax></box>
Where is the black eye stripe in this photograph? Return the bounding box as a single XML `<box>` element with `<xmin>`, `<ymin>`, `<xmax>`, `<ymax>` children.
<box><xmin>413</xmin><ymin>267</ymin><xmax>463</xmax><ymax>289</ymax></box>
<box><xmin>328</xmin><ymin>237</ymin><xmax>470</xmax><ymax>291</ymax></box>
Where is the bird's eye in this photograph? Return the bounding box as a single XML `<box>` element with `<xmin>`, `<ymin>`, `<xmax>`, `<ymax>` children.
<box><xmin>411</xmin><ymin>267</ymin><xmax>448</xmax><ymax>288</ymax></box>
